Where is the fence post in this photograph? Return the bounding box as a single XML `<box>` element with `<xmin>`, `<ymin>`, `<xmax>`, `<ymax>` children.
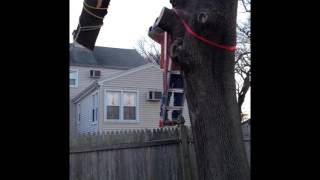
<box><xmin>179</xmin><ymin>125</ymin><xmax>192</xmax><ymax>180</ymax></box>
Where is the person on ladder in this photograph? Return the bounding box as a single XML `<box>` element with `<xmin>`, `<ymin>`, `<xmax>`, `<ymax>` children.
<box><xmin>148</xmin><ymin>17</ymin><xmax>185</xmax><ymax>127</ymax></box>
<box><xmin>166</xmin><ymin>63</ymin><xmax>184</xmax><ymax>121</ymax></box>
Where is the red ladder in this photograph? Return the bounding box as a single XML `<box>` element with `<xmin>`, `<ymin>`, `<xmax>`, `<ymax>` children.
<box><xmin>158</xmin><ymin>32</ymin><xmax>185</xmax><ymax>127</ymax></box>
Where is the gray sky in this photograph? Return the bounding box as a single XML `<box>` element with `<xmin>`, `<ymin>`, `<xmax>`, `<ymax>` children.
<box><xmin>69</xmin><ymin>0</ymin><xmax>249</xmax><ymax>48</ymax></box>
<box><xmin>70</xmin><ymin>0</ymin><xmax>172</xmax><ymax>49</ymax></box>
<box><xmin>69</xmin><ymin>0</ymin><xmax>250</xmax><ymax>117</ymax></box>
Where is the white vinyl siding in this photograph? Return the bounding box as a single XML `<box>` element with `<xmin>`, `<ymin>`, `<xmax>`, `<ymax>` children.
<box><xmin>101</xmin><ymin>65</ymin><xmax>191</xmax><ymax>130</ymax></box>
<box><xmin>69</xmin><ymin>102</ymin><xmax>77</xmax><ymax>139</ymax></box>
<box><xmin>77</xmin><ymin>91</ymin><xmax>99</xmax><ymax>134</ymax></box>
<box><xmin>69</xmin><ymin>66</ymin><xmax>124</xmax><ymax>99</ymax></box>
<box><xmin>73</xmin><ymin>64</ymin><xmax>191</xmax><ymax>133</ymax></box>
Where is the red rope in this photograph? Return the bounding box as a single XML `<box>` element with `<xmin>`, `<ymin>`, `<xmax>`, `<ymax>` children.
<box><xmin>172</xmin><ymin>8</ymin><xmax>236</xmax><ymax>52</ymax></box>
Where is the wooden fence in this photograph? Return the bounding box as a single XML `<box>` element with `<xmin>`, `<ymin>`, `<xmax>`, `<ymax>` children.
<box><xmin>70</xmin><ymin>125</ymin><xmax>198</xmax><ymax>180</ymax></box>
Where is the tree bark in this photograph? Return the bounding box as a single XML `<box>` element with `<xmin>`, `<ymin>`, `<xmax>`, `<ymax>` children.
<box><xmin>72</xmin><ymin>0</ymin><xmax>110</xmax><ymax>50</ymax></box>
<box><xmin>157</xmin><ymin>0</ymin><xmax>250</xmax><ymax>179</ymax></box>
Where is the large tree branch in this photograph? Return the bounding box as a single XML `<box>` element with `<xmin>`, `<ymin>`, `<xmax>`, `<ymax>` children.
<box><xmin>72</xmin><ymin>0</ymin><xmax>110</xmax><ymax>50</ymax></box>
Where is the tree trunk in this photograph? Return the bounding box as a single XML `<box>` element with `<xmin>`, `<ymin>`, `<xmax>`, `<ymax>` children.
<box><xmin>72</xmin><ymin>0</ymin><xmax>110</xmax><ymax>50</ymax></box>
<box><xmin>157</xmin><ymin>0</ymin><xmax>250</xmax><ymax>179</ymax></box>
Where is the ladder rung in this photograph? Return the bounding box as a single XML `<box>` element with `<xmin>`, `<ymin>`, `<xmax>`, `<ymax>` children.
<box><xmin>168</xmin><ymin>88</ymin><xmax>184</xmax><ymax>93</ymax></box>
<box><xmin>168</xmin><ymin>70</ymin><xmax>181</xmax><ymax>74</ymax></box>
<box><xmin>164</xmin><ymin>106</ymin><xmax>184</xmax><ymax>110</ymax></box>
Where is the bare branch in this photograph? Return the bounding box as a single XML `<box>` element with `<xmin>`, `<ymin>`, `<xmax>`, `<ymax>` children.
<box><xmin>135</xmin><ymin>37</ymin><xmax>161</xmax><ymax>65</ymax></box>
<box><xmin>235</xmin><ymin>51</ymin><xmax>250</xmax><ymax>64</ymax></box>
<box><xmin>237</xmin><ymin>74</ymin><xmax>250</xmax><ymax>110</ymax></box>
<box><xmin>240</xmin><ymin>0</ymin><xmax>251</xmax><ymax>12</ymax></box>
<box><xmin>235</xmin><ymin>5</ymin><xmax>250</xmax><ymax>111</ymax></box>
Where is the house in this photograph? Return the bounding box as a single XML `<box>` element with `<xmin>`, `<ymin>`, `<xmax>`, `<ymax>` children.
<box><xmin>242</xmin><ymin>119</ymin><xmax>251</xmax><ymax>165</ymax></box>
<box><xmin>69</xmin><ymin>44</ymin><xmax>148</xmax><ymax>99</ymax></box>
<box><xmin>69</xmin><ymin>44</ymin><xmax>191</xmax><ymax>137</ymax></box>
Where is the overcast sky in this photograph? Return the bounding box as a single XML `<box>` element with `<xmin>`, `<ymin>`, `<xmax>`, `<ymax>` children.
<box><xmin>69</xmin><ymin>0</ymin><xmax>250</xmax><ymax>117</ymax></box>
<box><xmin>69</xmin><ymin>0</ymin><xmax>249</xmax><ymax>49</ymax></box>
<box><xmin>69</xmin><ymin>0</ymin><xmax>172</xmax><ymax>49</ymax></box>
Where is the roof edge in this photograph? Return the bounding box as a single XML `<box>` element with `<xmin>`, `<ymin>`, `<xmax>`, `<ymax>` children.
<box><xmin>70</xmin><ymin>63</ymin><xmax>132</xmax><ymax>70</ymax></box>
<box><xmin>72</xmin><ymin>81</ymin><xmax>99</xmax><ymax>103</ymax></box>
<box><xmin>98</xmin><ymin>63</ymin><xmax>160</xmax><ymax>85</ymax></box>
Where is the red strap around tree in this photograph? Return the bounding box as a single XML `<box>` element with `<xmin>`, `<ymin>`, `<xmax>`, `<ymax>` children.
<box><xmin>172</xmin><ymin>8</ymin><xmax>236</xmax><ymax>52</ymax></box>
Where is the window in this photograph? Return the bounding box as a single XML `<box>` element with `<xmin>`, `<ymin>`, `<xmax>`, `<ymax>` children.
<box><xmin>92</xmin><ymin>93</ymin><xmax>98</xmax><ymax>123</ymax></box>
<box><xmin>105</xmin><ymin>91</ymin><xmax>138</xmax><ymax>121</ymax></box>
<box><xmin>154</xmin><ymin>91</ymin><xmax>162</xmax><ymax>99</ymax></box>
<box><xmin>70</xmin><ymin>70</ymin><xmax>78</xmax><ymax>87</ymax></box>
<box><xmin>123</xmin><ymin>92</ymin><xmax>137</xmax><ymax>120</ymax></box>
<box><xmin>106</xmin><ymin>91</ymin><xmax>120</xmax><ymax>120</ymax></box>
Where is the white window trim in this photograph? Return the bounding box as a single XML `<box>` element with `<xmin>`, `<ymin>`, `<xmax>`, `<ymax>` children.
<box><xmin>104</xmin><ymin>89</ymin><xmax>139</xmax><ymax>123</ymax></box>
<box><xmin>90</xmin><ymin>91</ymin><xmax>99</xmax><ymax>126</ymax></box>
<box><xmin>104</xmin><ymin>90</ymin><xmax>121</xmax><ymax>121</ymax></box>
<box><xmin>70</xmin><ymin>69</ymin><xmax>79</xmax><ymax>88</ymax></box>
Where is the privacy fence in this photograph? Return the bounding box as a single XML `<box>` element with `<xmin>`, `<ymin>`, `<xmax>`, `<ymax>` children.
<box><xmin>70</xmin><ymin>125</ymin><xmax>198</xmax><ymax>180</ymax></box>
<box><xmin>70</xmin><ymin>125</ymin><xmax>250</xmax><ymax>180</ymax></box>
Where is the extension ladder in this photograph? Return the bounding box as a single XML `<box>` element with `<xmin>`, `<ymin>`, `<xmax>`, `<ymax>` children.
<box><xmin>159</xmin><ymin>32</ymin><xmax>185</xmax><ymax>127</ymax></box>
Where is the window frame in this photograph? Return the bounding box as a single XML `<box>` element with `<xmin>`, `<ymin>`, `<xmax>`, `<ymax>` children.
<box><xmin>70</xmin><ymin>69</ymin><xmax>79</xmax><ymax>88</ymax></box>
<box><xmin>91</xmin><ymin>91</ymin><xmax>99</xmax><ymax>125</ymax></box>
<box><xmin>122</xmin><ymin>91</ymin><xmax>138</xmax><ymax>121</ymax></box>
<box><xmin>105</xmin><ymin>90</ymin><xmax>121</xmax><ymax>121</ymax></box>
<box><xmin>104</xmin><ymin>89</ymin><xmax>139</xmax><ymax>123</ymax></box>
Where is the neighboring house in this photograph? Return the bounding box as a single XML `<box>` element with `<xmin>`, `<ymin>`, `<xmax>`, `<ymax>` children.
<box><xmin>69</xmin><ymin>44</ymin><xmax>148</xmax><ymax>99</ymax></box>
<box><xmin>242</xmin><ymin>119</ymin><xmax>251</xmax><ymax>165</ymax></box>
<box><xmin>69</xmin><ymin>44</ymin><xmax>191</xmax><ymax>136</ymax></box>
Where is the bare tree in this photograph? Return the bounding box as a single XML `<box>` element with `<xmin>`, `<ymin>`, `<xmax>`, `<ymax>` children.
<box><xmin>235</xmin><ymin>0</ymin><xmax>251</xmax><ymax>118</ymax></box>
<box><xmin>135</xmin><ymin>37</ymin><xmax>161</xmax><ymax>65</ymax></box>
